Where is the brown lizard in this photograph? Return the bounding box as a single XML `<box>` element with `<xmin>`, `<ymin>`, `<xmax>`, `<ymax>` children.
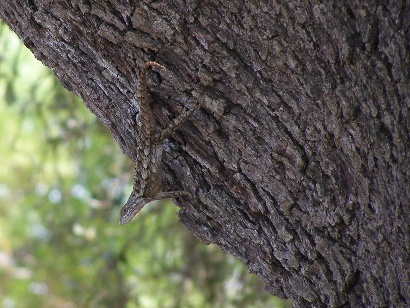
<box><xmin>119</xmin><ymin>61</ymin><xmax>197</xmax><ymax>225</ymax></box>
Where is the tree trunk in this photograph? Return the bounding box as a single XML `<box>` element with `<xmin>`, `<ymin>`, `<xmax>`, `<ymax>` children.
<box><xmin>1</xmin><ymin>1</ymin><xmax>409</xmax><ymax>306</ymax></box>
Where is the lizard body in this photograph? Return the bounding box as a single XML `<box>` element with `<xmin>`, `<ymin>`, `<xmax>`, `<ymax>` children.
<box><xmin>119</xmin><ymin>62</ymin><xmax>197</xmax><ymax>225</ymax></box>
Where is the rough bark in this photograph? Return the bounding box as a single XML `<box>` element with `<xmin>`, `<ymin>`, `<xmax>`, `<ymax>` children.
<box><xmin>1</xmin><ymin>1</ymin><xmax>409</xmax><ymax>307</ymax></box>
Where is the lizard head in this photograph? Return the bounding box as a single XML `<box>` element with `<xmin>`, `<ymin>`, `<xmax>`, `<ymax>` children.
<box><xmin>119</xmin><ymin>192</ymin><xmax>151</xmax><ymax>225</ymax></box>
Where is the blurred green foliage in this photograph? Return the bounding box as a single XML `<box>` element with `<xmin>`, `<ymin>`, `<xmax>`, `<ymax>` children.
<box><xmin>0</xmin><ymin>22</ymin><xmax>291</xmax><ymax>307</ymax></box>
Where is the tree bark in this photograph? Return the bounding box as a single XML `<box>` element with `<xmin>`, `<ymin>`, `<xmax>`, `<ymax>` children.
<box><xmin>1</xmin><ymin>1</ymin><xmax>409</xmax><ymax>306</ymax></box>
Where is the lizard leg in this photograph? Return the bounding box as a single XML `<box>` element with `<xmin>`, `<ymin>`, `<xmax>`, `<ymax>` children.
<box><xmin>154</xmin><ymin>190</ymin><xmax>191</xmax><ymax>200</ymax></box>
<box><xmin>154</xmin><ymin>103</ymin><xmax>199</xmax><ymax>144</ymax></box>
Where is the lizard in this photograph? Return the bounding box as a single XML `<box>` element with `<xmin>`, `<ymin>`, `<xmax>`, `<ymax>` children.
<box><xmin>119</xmin><ymin>61</ymin><xmax>198</xmax><ymax>225</ymax></box>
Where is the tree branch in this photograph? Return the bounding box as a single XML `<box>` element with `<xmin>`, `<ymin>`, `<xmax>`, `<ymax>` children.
<box><xmin>1</xmin><ymin>1</ymin><xmax>409</xmax><ymax>306</ymax></box>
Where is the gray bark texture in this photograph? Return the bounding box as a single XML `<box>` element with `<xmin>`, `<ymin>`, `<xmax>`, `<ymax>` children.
<box><xmin>1</xmin><ymin>1</ymin><xmax>409</xmax><ymax>307</ymax></box>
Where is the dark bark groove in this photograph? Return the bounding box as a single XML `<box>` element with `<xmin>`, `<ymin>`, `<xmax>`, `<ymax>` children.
<box><xmin>1</xmin><ymin>1</ymin><xmax>409</xmax><ymax>306</ymax></box>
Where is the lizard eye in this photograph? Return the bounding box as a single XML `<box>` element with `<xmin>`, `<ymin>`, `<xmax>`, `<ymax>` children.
<box><xmin>120</xmin><ymin>207</ymin><xmax>128</xmax><ymax>215</ymax></box>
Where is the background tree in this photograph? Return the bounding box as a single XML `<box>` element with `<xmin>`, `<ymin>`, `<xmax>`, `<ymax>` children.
<box><xmin>0</xmin><ymin>23</ymin><xmax>288</xmax><ymax>307</ymax></box>
<box><xmin>1</xmin><ymin>1</ymin><xmax>409</xmax><ymax>307</ymax></box>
